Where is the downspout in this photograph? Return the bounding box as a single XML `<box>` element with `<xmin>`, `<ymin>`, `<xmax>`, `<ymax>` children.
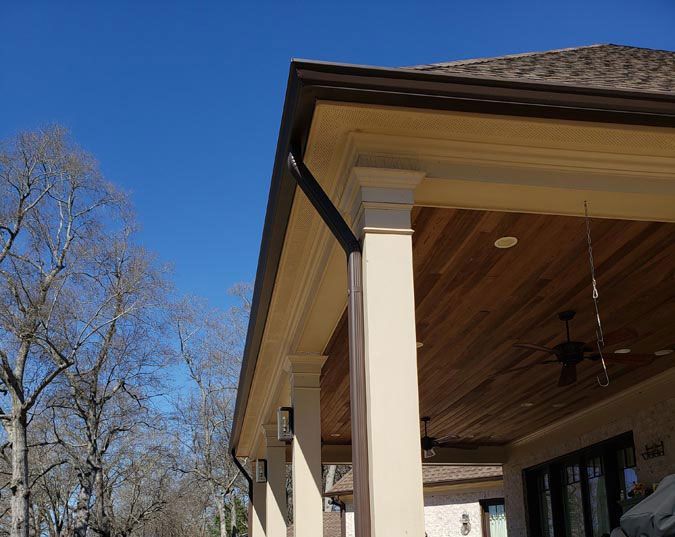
<box><xmin>231</xmin><ymin>448</ymin><xmax>254</xmax><ymax>501</ymax></box>
<box><xmin>287</xmin><ymin>152</ymin><xmax>372</xmax><ymax>537</ymax></box>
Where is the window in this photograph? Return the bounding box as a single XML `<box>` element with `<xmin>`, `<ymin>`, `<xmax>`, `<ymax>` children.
<box><xmin>481</xmin><ymin>499</ymin><xmax>508</xmax><ymax>537</ymax></box>
<box><xmin>524</xmin><ymin>433</ymin><xmax>635</xmax><ymax>537</ymax></box>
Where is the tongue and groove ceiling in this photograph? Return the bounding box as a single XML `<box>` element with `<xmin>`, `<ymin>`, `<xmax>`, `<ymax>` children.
<box><xmin>320</xmin><ymin>207</ymin><xmax>675</xmax><ymax>445</ymax></box>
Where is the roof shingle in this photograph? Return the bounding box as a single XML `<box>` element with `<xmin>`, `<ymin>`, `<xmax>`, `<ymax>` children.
<box><xmin>327</xmin><ymin>465</ymin><xmax>503</xmax><ymax>496</ymax></box>
<box><xmin>408</xmin><ymin>44</ymin><xmax>675</xmax><ymax>94</ymax></box>
<box><xmin>286</xmin><ymin>512</ymin><xmax>342</xmax><ymax>537</ymax></box>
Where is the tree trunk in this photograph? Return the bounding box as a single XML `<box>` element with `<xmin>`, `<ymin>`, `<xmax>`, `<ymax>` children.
<box><xmin>9</xmin><ymin>411</ymin><xmax>30</xmax><ymax>537</ymax></box>
<box><xmin>93</xmin><ymin>466</ymin><xmax>111</xmax><ymax>537</ymax></box>
<box><xmin>72</xmin><ymin>471</ymin><xmax>93</xmax><ymax>537</ymax></box>
<box><xmin>216</xmin><ymin>498</ymin><xmax>228</xmax><ymax>537</ymax></box>
<box><xmin>229</xmin><ymin>497</ymin><xmax>238</xmax><ymax>537</ymax></box>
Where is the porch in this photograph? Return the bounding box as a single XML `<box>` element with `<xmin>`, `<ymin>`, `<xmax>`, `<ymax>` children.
<box><xmin>231</xmin><ymin>46</ymin><xmax>675</xmax><ymax>537</ymax></box>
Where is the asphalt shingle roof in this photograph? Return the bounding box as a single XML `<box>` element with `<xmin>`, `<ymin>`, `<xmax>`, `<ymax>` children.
<box><xmin>327</xmin><ymin>465</ymin><xmax>503</xmax><ymax>496</ymax></box>
<box><xmin>287</xmin><ymin>512</ymin><xmax>342</xmax><ymax>537</ymax></box>
<box><xmin>408</xmin><ymin>44</ymin><xmax>675</xmax><ymax>94</ymax></box>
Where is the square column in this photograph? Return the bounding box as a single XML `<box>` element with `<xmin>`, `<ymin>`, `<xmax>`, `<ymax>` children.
<box><xmin>349</xmin><ymin>167</ymin><xmax>426</xmax><ymax>537</ymax></box>
<box><xmin>263</xmin><ymin>424</ymin><xmax>288</xmax><ymax>537</ymax></box>
<box><xmin>287</xmin><ymin>354</ymin><xmax>327</xmax><ymax>537</ymax></box>
<box><xmin>250</xmin><ymin>474</ymin><xmax>267</xmax><ymax>537</ymax></box>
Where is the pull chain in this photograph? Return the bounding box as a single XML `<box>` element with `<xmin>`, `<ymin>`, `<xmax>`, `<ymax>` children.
<box><xmin>585</xmin><ymin>201</ymin><xmax>610</xmax><ymax>387</ymax></box>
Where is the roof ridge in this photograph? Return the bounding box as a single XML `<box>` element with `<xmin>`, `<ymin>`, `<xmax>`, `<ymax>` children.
<box><xmin>409</xmin><ymin>43</ymin><xmax>613</xmax><ymax>70</ymax></box>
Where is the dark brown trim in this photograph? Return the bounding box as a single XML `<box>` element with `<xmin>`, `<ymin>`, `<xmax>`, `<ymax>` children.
<box><xmin>230</xmin><ymin>57</ymin><xmax>675</xmax><ymax>454</ymax></box>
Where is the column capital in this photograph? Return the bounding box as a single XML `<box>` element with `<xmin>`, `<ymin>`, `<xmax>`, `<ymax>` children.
<box><xmin>285</xmin><ymin>354</ymin><xmax>328</xmax><ymax>389</ymax></box>
<box><xmin>342</xmin><ymin>167</ymin><xmax>426</xmax><ymax>237</ymax></box>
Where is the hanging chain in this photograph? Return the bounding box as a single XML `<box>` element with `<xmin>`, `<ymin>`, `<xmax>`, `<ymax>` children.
<box><xmin>585</xmin><ymin>201</ymin><xmax>610</xmax><ymax>387</ymax></box>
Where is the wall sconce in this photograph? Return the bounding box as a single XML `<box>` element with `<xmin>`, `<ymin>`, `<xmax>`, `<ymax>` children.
<box><xmin>277</xmin><ymin>407</ymin><xmax>294</xmax><ymax>442</ymax></box>
<box><xmin>641</xmin><ymin>441</ymin><xmax>665</xmax><ymax>460</ymax></box>
<box><xmin>460</xmin><ymin>513</ymin><xmax>471</xmax><ymax>535</ymax></box>
<box><xmin>255</xmin><ymin>459</ymin><xmax>267</xmax><ymax>483</ymax></box>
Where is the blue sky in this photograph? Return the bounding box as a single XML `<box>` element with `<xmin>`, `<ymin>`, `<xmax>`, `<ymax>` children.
<box><xmin>2</xmin><ymin>0</ymin><xmax>674</xmax><ymax>310</ymax></box>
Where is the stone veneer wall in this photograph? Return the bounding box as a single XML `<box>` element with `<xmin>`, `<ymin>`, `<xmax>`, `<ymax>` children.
<box><xmin>503</xmin><ymin>396</ymin><xmax>675</xmax><ymax>537</ymax></box>
<box><xmin>344</xmin><ymin>487</ymin><xmax>504</xmax><ymax>537</ymax></box>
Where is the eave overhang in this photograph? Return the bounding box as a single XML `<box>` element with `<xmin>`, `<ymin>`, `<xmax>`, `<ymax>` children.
<box><xmin>230</xmin><ymin>58</ymin><xmax>675</xmax><ymax>455</ymax></box>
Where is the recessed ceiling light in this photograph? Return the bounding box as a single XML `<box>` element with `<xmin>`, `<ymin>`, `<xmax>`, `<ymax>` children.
<box><xmin>654</xmin><ymin>349</ymin><xmax>674</xmax><ymax>356</ymax></box>
<box><xmin>521</xmin><ymin>402</ymin><xmax>535</xmax><ymax>407</ymax></box>
<box><xmin>416</xmin><ymin>341</ymin><xmax>424</xmax><ymax>349</ymax></box>
<box><xmin>614</xmin><ymin>348</ymin><xmax>632</xmax><ymax>354</ymax></box>
<box><xmin>494</xmin><ymin>236</ymin><xmax>518</xmax><ymax>249</ymax></box>
<box><xmin>330</xmin><ymin>433</ymin><xmax>341</xmax><ymax>438</ymax></box>
<box><xmin>552</xmin><ymin>403</ymin><xmax>565</xmax><ymax>408</ymax></box>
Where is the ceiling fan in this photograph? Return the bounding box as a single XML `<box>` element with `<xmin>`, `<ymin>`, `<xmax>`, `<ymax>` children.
<box><xmin>509</xmin><ymin>310</ymin><xmax>654</xmax><ymax>387</ymax></box>
<box><xmin>420</xmin><ymin>417</ymin><xmax>477</xmax><ymax>459</ymax></box>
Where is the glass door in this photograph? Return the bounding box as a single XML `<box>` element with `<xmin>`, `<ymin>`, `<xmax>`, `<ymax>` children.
<box><xmin>586</xmin><ymin>455</ymin><xmax>610</xmax><ymax>537</ymax></box>
<box><xmin>525</xmin><ymin>433</ymin><xmax>636</xmax><ymax>537</ymax></box>
<box><xmin>561</xmin><ymin>461</ymin><xmax>585</xmax><ymax>537</ymax></box>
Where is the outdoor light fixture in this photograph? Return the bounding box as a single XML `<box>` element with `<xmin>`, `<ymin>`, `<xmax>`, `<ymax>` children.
<box><xmin>255</xmin><ymin>459</ymin><xmax>267</xmax><ymax>483</ymax></box>
<box><xmin>460</xmin><ymin>513</ymin><xmax>471</xmax><ymax>536</ymax></box>
<box><xmin>277</xmin><ymin>407</ymin><xmax>294</xmax><ymax>442</ymax></box>
<box><xmin>494</xmin><ymin>236</ymin><xmax>518</xmax><ymax>249</ymax></box>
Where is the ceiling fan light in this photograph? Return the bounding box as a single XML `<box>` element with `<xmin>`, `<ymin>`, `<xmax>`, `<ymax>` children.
<box><xmin>416</xmin><ymin>341</ymin><xmax>424</xmax><ymax>349</ymax></box>
<box><xmin>423</xmin><ymin>447</ymin><xmax>436</xmax><ymax>459</ymax></box>
<box><xmin>654</xmin><ymin>349</ymin><xmax>674</xmax><ymax>356</ymax></box>
<box><xmin>614</xmin><ymin>348</ymin><xmax>632</xmax><ymax>354</ymax></box>
<box><xmin>494</xmin><ymin>236</ymin><xmax>518</xmax><ymax>249</ymax></box>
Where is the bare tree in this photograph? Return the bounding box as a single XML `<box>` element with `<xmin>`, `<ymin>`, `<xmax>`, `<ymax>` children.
<box><xmin>171</xmin><ymin>286</ymin><xmax>251</xmax><ymax>537</ymax></box>
<box><xmin>45</xmin><ymin>229</ymin><xmax>169</xmax><ymax>537</ymax></box>
<box><xmin>0</xmin><ymin>128</ymin><xmax>126</xmax><ymax>537</ymax></box>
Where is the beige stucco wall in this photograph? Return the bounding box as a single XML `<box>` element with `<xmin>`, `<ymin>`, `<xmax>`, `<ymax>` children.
<box><xmin>503</xmin><ymin>396</ymin><xmax>675</xmax><ymax>536</ymax></box>
<box><xmin>344</xmin><ymin>487</ymin><xmax>504</xmax><ymax>537</ymax></box>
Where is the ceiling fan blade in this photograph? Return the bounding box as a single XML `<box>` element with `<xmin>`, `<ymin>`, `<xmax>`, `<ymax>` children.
<box><xmin>435</xmin><ymin>441</ymin><xmax>479</xmax><ymax>450</ymax></box>
<box><xmin>602</xmin><ymin>327</ymin><xmax>638</xmax><ymax>348</ymax></box>
<box><xmin>599</xmin><ymin>353</ymin><xmax>656</xmax><ymax>365</ymax></box>
<box><xmin>497</xmin><ymin>359</ymin><xmax>559</xmax><ymax>376</ymax></box>
<box><xmin>514</xmin><ymin>343</ymin><xmax>558</xmax><ymax>355</ymax></box>
<box><xmin>434</xmin><ymin>433</ymin><xmax>460</xmax><ymax>443</ymax></box>
<box><xmin>557</xmin><ymin>364</ymin><xmax>577</xmax><ymax>387</ymax></box>
<box><xmin>497</xmin><ymin>364</ymin><xmax>533</xmax><ymax>375</ymax></box>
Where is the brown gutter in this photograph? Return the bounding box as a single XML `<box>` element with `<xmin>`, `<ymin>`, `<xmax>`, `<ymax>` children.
<box><xmin>230</xmin><ymin>58</ymin><xmax>675</xmax><ymax>457</ymax></box>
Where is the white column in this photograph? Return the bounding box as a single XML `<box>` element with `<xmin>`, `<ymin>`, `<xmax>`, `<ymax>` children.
<box><xmin>350</xmin><ymin>167</ymin><xmax>426</xmax><ymax>537</ymax></box>
<box><xmin>287</xmin><ymin>354</ymin><xmax>327</xmax><ymax>537</ymax></box>
<box><xmin>263</xmin><ymin>424</ymin><xmax>288</xmax><ymax>537</ymax></box>
<box><xmin>250</xmin><ymin>473</ymin><xmax>267</xmax><ymax>537</ymax></box>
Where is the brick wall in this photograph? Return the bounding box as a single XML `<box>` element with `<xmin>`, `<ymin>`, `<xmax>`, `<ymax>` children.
<box><xmin>503</xmin><ymin>395</ymin><xmax>675</xmax><ymax>536</ymax></box>
<box><xmin>344</xmin><ymin>487</ymin><xmax>504</xmax><ymax>537</ymax></box>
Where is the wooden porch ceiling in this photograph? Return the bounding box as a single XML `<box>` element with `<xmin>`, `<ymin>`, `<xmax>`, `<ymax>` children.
<box><xmin>320</xmin><ymin>207</ymin><xmax>675</xmax><ymax>446</ymax></box>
